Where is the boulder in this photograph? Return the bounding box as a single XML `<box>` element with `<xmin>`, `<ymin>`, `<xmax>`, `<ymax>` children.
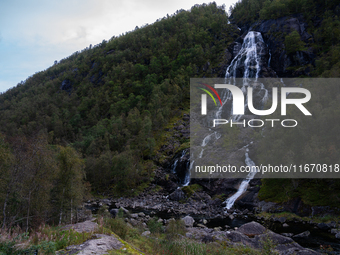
<box><xmin>110</xmin><ymin>209</ymin><xmax>119</xmax><ymax>218</ymax></box>
<box><xmin>59</xmin><ymin>234</ymin><xmax>123</xmax><ymax>255</ymax></box>
<box><xmin>281</xmin><ymin>233</ymin><xmax>294</xmax><ymax>237</ymax></box>
<box><xmin>293</xmin><ymin>231</ymin><xmax>310</xmax><ymax>238</ymax></box>
<box><xmin>331</xmin><ymin>228</ymin><xmax>340</xmax><ymax>234</ymax></box>
<box><xmin>142</xmin><ymin>231</ymin><xmax>151</xmax><ymax>237</ymax></box>
<box><xmin>182</xmin><ymin>215</ymin><xmax>195</xmax><ymax>227</ymax></box>
<box><xmin>237</xmin><ymin>221</ymin><xmax>266</xmax><ymax>237</ymax></box>
<box><xmin>317</xmin><ymin>223</ymin><xmax>330</xmax><ymax>231</ymax></box>
<box><xmin>278</xmin><ymin>217</ymin><xmax>286</xmax><ymax>223</ymax></box>
<box><xmin>168</xmin><ymin>189</ymin><xmax>186</xmax><ymax>201</ymax></box>
<box><xmin>225</xmin><ymin>231</ymin><xmax>257</xmax><ymax>247</ymax></box>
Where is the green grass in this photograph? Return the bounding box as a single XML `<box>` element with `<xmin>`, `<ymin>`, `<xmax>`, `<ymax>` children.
<box><xmin>256</xmin><ymin>211</ymin><xmax>340</xmax><ymax>224</ymax></box>
<box><xmin>0</xmin><ymin>214</ymin><xmax>280</xmax><ymax>255</ymax></box>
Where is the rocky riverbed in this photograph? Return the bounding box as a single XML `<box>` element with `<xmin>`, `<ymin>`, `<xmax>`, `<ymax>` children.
<box><xmin>81</xmin><ymin>189</ymin><xmax>340</xmax><ymax>255</ymax></box>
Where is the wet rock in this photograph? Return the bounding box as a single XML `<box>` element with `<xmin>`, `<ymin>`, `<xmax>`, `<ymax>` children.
<box><xmin>168</xmin><ymin>189</ymin><xmax>186</xmax><ymax>201</ymax></box>
<box><xmin>182</xmin><ymin>215</ymin><xmax>195</xmax><ymax>227</ymax></box>
<box><xmin>317</xmin><ymin>223</ymin><xmax>330</xmax><ymax>231</ymax></box>
<box><xmin>293</xmin><ymin>231</ymin><xmax>310</xmax><ymax>238</ymax></box>
<box><xmin>331</xmin><ymin>228</ymin><xmax>340</xmax><ymax>234</ymax></box>
<box><xmin>281</xmin><ymin>233</ymin><xmax>294</xmax><ymax>237</ymax></box>
<box><xmin>278</xmin><ymin>217</ymin><xmax>286</xmax><ymax>223</ymax></box>
<box><xmin>237</xmin><ymin>221</ymin><xmax>266</xmax><ymax>237</ymax></box>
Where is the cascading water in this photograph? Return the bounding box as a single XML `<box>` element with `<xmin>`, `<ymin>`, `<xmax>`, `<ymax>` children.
<box><xmin>225</xmin><ymin>31</ymin><xmax>265</xmax><ymax>79</ymax></box>
<box><xmin>224</xmin><ymin>146</ymin><xmax>256</xmax><ymax>209</ymax></box>
<box><xmin>171</xmin><ymin>149</ymin><xmax>190</xmax><ymax>186</ymax></box>
<box><xmin>183</xmin><ymin>157</ymin><xmax>195</xmax><ymax>186</ymax></box>
<box><xmin>222</xmin><ymin>31</ymin><xmax>267</xmax><ymax>210</ymax></box>
<box><xmin>224</xmin><ymin>31</ymin><xmax>269</xmax><ymax>121</ymax></box>
<box><xmin>188</xmin><ymin>31</ymin><xmax>267</xmax><ymax>198</ymax></box>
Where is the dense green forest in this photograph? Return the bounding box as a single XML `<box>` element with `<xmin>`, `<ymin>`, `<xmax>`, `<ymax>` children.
<box><xmin>1</xmin><ymin>0</ymin><xmax>340</xmax><ymax>231</ymax></box>
<box><xmin>0</xmin><ymin>3</ymin><xmax>239</xmax><ymax>229</ymax></box>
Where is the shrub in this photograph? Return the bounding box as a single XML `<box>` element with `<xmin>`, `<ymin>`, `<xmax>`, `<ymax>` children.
<box><xmin>259</xmin><ymin>234</ymin><xmax>279</xmax><ymax>255</ymax></box>
<box><xmin>106</xmin><ymin>218</ymin><xmax>129</xmax><ymax>239</ymax></box>
<box><xmin>284</xmin><ymin>30</ymin><xmax>306</xmax><ymax>54</ymax></box>
<box><xmin>147</xmin><ymin>218</ymin><xmax>164</xmax><ymax>234</ymax></box>
<box><xmin>166</xmin><ymin>219</ymin><xmax>187</xmax><ymax>239</ymax></box>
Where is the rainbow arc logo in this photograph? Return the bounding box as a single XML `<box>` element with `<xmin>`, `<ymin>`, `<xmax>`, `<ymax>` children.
<box><xmin>198</xmin><ymin>83</ymin><xmax>222</xmax><ymax>115</ymax></box>
<box><xmin>198</xmin><ymin>83</ymin><xmax>222</xmax><ymax>106</ymax></box>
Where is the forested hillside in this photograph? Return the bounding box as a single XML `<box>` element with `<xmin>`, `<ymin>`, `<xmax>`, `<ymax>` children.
<box><xmin>1</xmin><ymin>0</ymin><xmax>340</xmax><ymax>232</ymax></box>
<box><xmin>0</xmin><ymin>3</ymin><xmax>238</xmax><ymax>228</ymax></box>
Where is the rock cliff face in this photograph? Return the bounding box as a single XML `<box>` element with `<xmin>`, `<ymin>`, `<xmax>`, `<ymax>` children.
<box><xmin>256</xmin><ymin>14</ymin><xmax>316</xmax><ymax>77</ymax></box>
<box><xmin>254</xmin><ymin>14</ymin><xmax>315</xmax><ymax>77</ymax></box>
<box><xmin>227</xmin><ymin>14</ymin><xmax>316</xmax><ymax>78</ymax></box>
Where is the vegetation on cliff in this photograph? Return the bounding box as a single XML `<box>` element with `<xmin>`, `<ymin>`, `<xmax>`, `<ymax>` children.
<box><xmin>0</xmin><ymin>3</ymin><xmax>239</xmax><ymax>229</ymax></box>
<box><xmin>0</xmin><ymin>0</ymin><xmax>340</xmax><ymax>233</ymax></box>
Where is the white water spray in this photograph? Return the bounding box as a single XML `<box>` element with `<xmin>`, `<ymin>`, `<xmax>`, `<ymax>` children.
<box><xmin>224</xmin><ymin>148</ymin><xmax>257</xmax><ymax>210</ymax></box>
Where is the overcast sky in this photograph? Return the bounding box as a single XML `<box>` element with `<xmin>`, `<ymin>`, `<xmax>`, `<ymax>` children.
<box><xmin>0</xmin><ymin>0</ymin><xmax>237</xmax><ymax>93</ymax></box>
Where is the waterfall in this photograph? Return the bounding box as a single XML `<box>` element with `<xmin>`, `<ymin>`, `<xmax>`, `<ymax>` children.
<box><xmin>224</xmin><ymin>148</ymin><xmax>257</xmax><ymax>210</ymax></box>
<box><xmin>188</xmin><ymin>31</ymin><xmax>268</xmax><ymax>204</ymax></box>
<box><xmin>221</xmin><ymin>31</ymin><xmax>267</xmax><ymax>210</ymax></box>
<box><xmin>183</xmin><ymin>158</ymin><xmax>194</xmax><ymax>186</ymax></box>
<box><xmin>171</xmin><ymin>149</ymin><xmax>189</xmax><ymax>185</ymax></box>
<box><xmin>224</xmin><ymin>31</ymin><xmax>268</xmax><ymax>121</ymax></box>
<box><xmin>225</xmin><ymin>31</ymin><xmax>264</xmax><ymax>79</ymax></box>
<box><xmin>172</xmin><ymin>159</ymin><xmax>178</xmax><ymax>173</ymax></box>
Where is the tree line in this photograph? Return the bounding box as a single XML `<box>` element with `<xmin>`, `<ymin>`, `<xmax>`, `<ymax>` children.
<box><xmin>0</xmin><ymin>3</ymin><xmax>239</xmax><ymax>228</ymax></box>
